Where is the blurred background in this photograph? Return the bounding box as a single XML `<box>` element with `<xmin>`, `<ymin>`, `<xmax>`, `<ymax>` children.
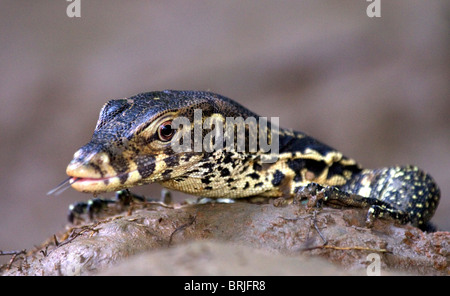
<box><xmin>0</xmin><ymin>0</ymin><xmax>449</xmax><ymax>263</ymax></box>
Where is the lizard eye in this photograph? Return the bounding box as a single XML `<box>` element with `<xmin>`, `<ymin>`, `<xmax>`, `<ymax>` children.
<box><xmin>158</xmin><ymin>120</ymin><xmax>174</xmax><ymax>141</ymax></box>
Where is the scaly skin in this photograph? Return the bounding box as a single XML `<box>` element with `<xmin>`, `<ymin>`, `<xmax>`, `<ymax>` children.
<box><xmin>65</xmin><ymin>90</ymin><xmax>440</xmax><ymax>228</ymax></box>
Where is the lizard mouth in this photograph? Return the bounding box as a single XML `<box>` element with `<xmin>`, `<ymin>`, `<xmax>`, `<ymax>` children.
<box><xmin>48</xmin><ymin>170</ymin><xmax>140</xmax><ymax>195</ymax></box>
<box><xmin>67</xmin><ymin>171</ymin><xmax>139</xmax><ymax>193</ymax></box>
<box><xmin>48</xmin><ymin>176</ymin><xmax>113</xmax><ymax>195</ymax></box>
<box><xmin>68</xmin><ymin>176</ymin><xmax>115</xmax><ymax>193</ymax></box>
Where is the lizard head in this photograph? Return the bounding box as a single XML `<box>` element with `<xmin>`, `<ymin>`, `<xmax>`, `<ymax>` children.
<box><xmin>65</xmin><ymin>90</ymin><xmax>261</xmax><ymax>194</ymax></box>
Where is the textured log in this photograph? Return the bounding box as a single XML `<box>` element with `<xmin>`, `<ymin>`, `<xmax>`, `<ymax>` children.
<box><xmin>2</xmin><ymin>201</ymin><xmax>448</xmax><ymax>275</ymax></box>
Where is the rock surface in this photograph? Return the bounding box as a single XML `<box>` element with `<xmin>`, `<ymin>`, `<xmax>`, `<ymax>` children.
<box><xmin>2</xmin><ymin>201</ymin><xmax>448</xmax><ymax>275</ymax></box>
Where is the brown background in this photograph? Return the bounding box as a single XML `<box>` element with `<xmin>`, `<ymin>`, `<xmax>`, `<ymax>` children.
<box><xmin>1</xmin><ymin>1</ymin><xmax>449</xmax><ymax>263</ymax></box>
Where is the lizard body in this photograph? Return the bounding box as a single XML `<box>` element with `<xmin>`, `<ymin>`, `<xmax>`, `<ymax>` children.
<box><xmin>65</xmin><ymin>90</ymin><xmax>440</xmax><ymax>228</ymax></box>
